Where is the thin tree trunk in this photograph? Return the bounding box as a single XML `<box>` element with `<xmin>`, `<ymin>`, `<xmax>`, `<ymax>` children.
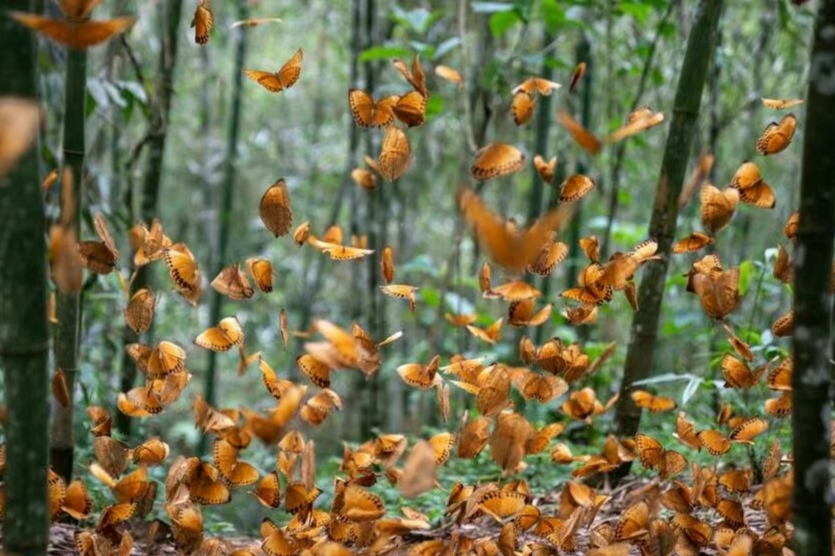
<box><xmin>600</xmin><ymin>1</ymin><xmax>676</xmax><ymax>259</ymax></box>
<box><xmin>117</xmin><ymin>0</ymin><xmax>184</xmax><ymax>437</ymax></box>
<box><xmin>201</xmin><ymin>0</ymin><xmax>248</xmax><ymax>455</ymax></box>
<box><xmin>50</xmin><ymin>45</ymin><xmax>87</xmax><ymax>483</ymax></box>
<box><xmin>790</xmin><ymin>2</ymin><xmax>835</xmax><ymax>553</ymax></box>
<box><xmin>611</xmin><ymin>0</ymin><xmax>723</xmax><ymax>478</ymax></box>
<box><xmin>0</xmin><ymin>0</ymin><xmax>50</xmax><ymax>553</ymax></box>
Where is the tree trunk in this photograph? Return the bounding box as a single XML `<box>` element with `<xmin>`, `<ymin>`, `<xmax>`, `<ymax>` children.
<box><xmin>790</xmin><ymin>2</ymin><xmax>835</xmax><ymax>553</ymax></box>
<box><xmin>50</xmin><ymin>44</ymin><xmax>87</xmax><ymax>483</ymax></box>
<box><xmin>611</xmin><ymin>0</ymin><xmax>723</xmax><ymax>474</ymax></box>
<box><xmin>201</xmin><ymin>0</ymin><xmax>248</xmax><ymax>455</ymax></box>
<box><xmin>0</xmin><ymin>1</ymin><xmax>50</xmax><ymax>553</ymax></box>
<box><xmin>117</xmin><ymin>0</ymin><xmax>184</xmax><ymax>437</ymax></box>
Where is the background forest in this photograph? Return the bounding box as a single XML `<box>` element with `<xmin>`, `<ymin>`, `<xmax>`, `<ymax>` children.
<box><xmin>1</xmin><ymin>0</ymin><xmax>834</xmax><ymax>555</ymax></box>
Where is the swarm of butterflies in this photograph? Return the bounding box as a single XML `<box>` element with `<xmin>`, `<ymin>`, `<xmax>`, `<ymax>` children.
<box><xmin>0</xmin><ymin>0</ymin><xmax>829</xmax><ymax>555</ymax></box>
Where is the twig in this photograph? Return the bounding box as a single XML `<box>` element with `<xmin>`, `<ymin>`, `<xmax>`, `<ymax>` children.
<box><xmin>458</xmin><ymin>0</ymin><xmax>477</xmax><ymax>153</ymax></box>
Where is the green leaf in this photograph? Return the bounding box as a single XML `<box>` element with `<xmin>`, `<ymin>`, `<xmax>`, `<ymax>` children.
<box><xmin>617</xmin><ymin>2</ymin><xmax>653</xmax><ymax>23</ymax></box>
<box><xmin>426</xmin><ymin>95</ymin><xmax>444</xmax><ymax>118</ymax></box>
<box><xmin>489</xmin><ymin>10</ymin><xmax>522</xmax><ymax>37</ymax></box>
<box><xmin>390</xmin><ymin>6</ymin><xmax>443</xmax><ymax>34</ymax></box>
<box><xmin>86</xmin><ymin>78</ymin><xmax>109</xmax><ymax>109</ymax></box>
<box><xmin>541</xmin><ymin>0</ymin><xmax>565</xmax><ymax>33</ymax></box>
<box><xmin>471</xmin><ymin>1</ymin><xmax>514</xmax><ymax>13</ymax></box>
<box><xmin>738</xmin><ymin>260</ymin><xmax>754</xmax><ymax>296</ymax></box>
<box><xmin>359</xmin><ymin>45</ymin><xmax>411</xmax><ymax>62</ymax></box>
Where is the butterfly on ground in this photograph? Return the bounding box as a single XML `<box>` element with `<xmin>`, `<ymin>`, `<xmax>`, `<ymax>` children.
<box><xmin>244</xmin><ymin>48</ymin><xmax>303</xmax><ymax>93</ymax></box>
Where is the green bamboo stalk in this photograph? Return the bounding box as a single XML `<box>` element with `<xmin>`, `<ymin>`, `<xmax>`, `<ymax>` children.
<box><xmin>790</xmin><ymin>1</ymin><xmax>835</xmax><ymax>553</ymax></box>
<box><xmin>611</xmin><ymin>0</ymin><xmax>724</xmax><ymax>476</ymax></box>
<box><xmin>201</xmin><ymin>0</ymin><xmax>248</xmax><ymax>455</ymax></box>
<box><xmin>0</xmin><ymin>0</ymin><xmax>50</xmax><ymax>553</ymax></box>
<box><xmin>51</xmin><ymin>46</ymin><xmax>88</xmax><ymax>483</ymax></box>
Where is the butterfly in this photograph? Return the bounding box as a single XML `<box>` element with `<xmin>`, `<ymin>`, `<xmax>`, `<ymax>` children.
<box><xmin>510</xmin><ymin>91</ymin><xmax>536</xmax><ymax>125</ymax></box>
<box><xmin>470</xmin><ymin>143</ymin><xmax>525</xmax><ymax>180</ymax></box>
<box><xmin>568</xmin><ymin>62</ymin><xmax>586</xmax><ymax>93</ymax></box>
<box><xmin>559</xmin><ymin>174</ymin><xmax>595</xmax><ymax>203</ymax></box>
<box><xmin>293</xmin><ymin>221</ymin><xmax>310</xmax><ymax>246</ymax></box>
<box><xmin>634</xmin><ymin>433</ymin><xmax>687</xmax><ymax>478</ymax></box>
<box><xmin>533</xmin><ymin>154</ymin><xmax>557</xmax><ymax>183</ymax></box>
<box><xmin>729</xmin><ymin>161</ymin><xmax>775</xmax><ymax>208</ymax></box>
<box><xmin>348</xmin><ymin>90</ymin><xmax>398</xmax><ymax>128</ymax></box>
<box><xmin>466</xmin><ymin>317</ymin><xmax>503</xmax><ymax>344</ymax></box>
<box><xmin>721</xmin><ymin>353</ymin><xmax>766</xmax><ymax>388</ymax></box>
<box><xmin>392</xmin><ymin>54</ymin><xmax>427</xmax><ymax>97</ymax></box>
<box><xmin>377</xmin><ymin>126</ymin><xmax>411</xmax><ymax>181</ymax></box>
<box><xmin>229</xmin><ymin>17</ymin><xmax>283</xmax><ymax>28</ymax></box>
<box><xmin>630</xmin><ymin>390</ymin><xmax>676</xmax><ymax>413</ymax></box>
<box><xmin>528</xmin><ymin>232</ymin><xmax>569</xmax><ymax>277</ymax></box>
<box><xmin>458</xmin><ymin>187</ymin><xmax>573</xmax><ymax>270</ymax></box>
<box><xmin>191</xmin><ymin>0</ymin><xmax>213</xmax><ymax>44</ymax></box>
<box><xmin>756</xmin><ymin>113</ymin><xmax>797</xmax><ymax>155</ymax></box>
<box><xmin>244</xmin><ymin>48</ymin><xmax>303</xmax><ymax>92</ymax></box>
<box><xmin>761</xmin><ymin>97</ymin><xmax>803</xmax><ymax>110</ymax></box>
<box><xmin>259</xmin><ymin>178</ymin><xmax>293</xmax><ymax>237</ymax></box>
<box><xmin>245</xmin><ymin>257</ymin><xmax>274</xmax><ymax>293</ymax></box>
<box><xmin>672</xmin><ymin>231</ymin><xmax>714</xmax><ymax>253</ymax></box>
<box><xmin>380</xmin><ymin>284</ymin><xmax>418</xmax><ymax>312</ymax></box>
<box><xmin>699</xmin><ymin>183</ymin><xmax>739</xmax><ymax>233</ymax></box>
<box><xmin>606</xmin><ymin>106</ymin><xmax>665</xmax><ymax>143</ymax></box>
<box><xmin>507</xmin><ymin>299</ymin><xmax>552</xmax><ymax>327</ymax></box>
<box><xmin>686</xmin><ymin>254</ymin><xmax>740</xmax><ymax>320</ymax></box>
<box><xmin>78</xmin><ymin>212</ymin><xmax>120</xmax><ymax>275</ymax></box>
<box><xmin>397</xmin><ymin>355</ymin><xmax>441</xmax><ymax>389</ymax></box>
<box><xmin>163</xmin><ymin>243</ymin><xmax>202</xmax><ymax>305</ymax></box>
<box><xmin>392</xmin><ymin>91</ymin><xmax>427</xmax><ymax>127</ymax></box>
<box><xmin>124</xmin><ymin>288</ymin><xmax>154</xmax><ymax>334</ymax></box>
<box><xmin>0</xmin><ymin>97</ymin><xmax>41</xmax><ymax>179</ymax></box>
<box><xmin>434</xmin><ymin>64</ymin><xmax>462</xmax><ymax>86</ymax></box>
<box><xmin>194</xmin><ymin>317</ymin><xmax>244</xmax><ymax>352</ymax></box>
<box><xmin>558</xmin><ymin>109</ymin><xmax>602</xmax><ymax>155</ymax></box>
<box><xmin>211</xmin><ymin>264</ymin><xmax>254</xmax><ymax>300</ymax></box>
<box><xmin>10</xmin><ymin>9</ymin><xmax>135</xmax><ymax>49</ymax></box>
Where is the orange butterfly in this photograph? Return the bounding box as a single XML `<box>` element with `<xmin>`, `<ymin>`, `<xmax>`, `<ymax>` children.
<box><xmin>533</xmin><ymin>154</ymin><xmax>557</xmax><ymax>183</ymax></box>
<box><xmin>756</xmin><ymin>113</ymin><xmax>797</xmax><ymax>155</ymax></box>
<box><xmin>392</xmin><ymin>54</ymin><xmax>427</xmax><ymax>97</ymax></box>
<box><xmin>634</xmin><ymin>433</ymin><xmax>687</xmax><ymax>479</ymax></box>
<box><xmin>672</xmin><ymin>231</ymin><xmax>714</xmax><ymax>253</ymax></box>
<box><xmin>245</xmin><ymin>257</ymin><xmax>274</xmax><ymax>293</ymax></box>
<box><xmin>699</xmin><ymin>183</ymin><xmax>739</xmax><ymax>233</ymax></box>
<box><xmin>558</xmin><ymin>174</ymin><xmax>595</xmax><ymax>203</ymax></box>
<box><xmin>191</xmin><ymin>0</ymin><xmax>213</xmax><ymax>44</ymax></box>
<box><xmin>434</xmin><ymin>64</ymin><xmax>462</xmax><ymax>86</ymax></box>
<box><xmin>761</xmin><ymin>97</ymin><xmax>803</xmax><ymax>110</ymax></box>
<box><xmin>124</xmin><ymin>288</ymin><xmax>154</xmax><ymax>334</ymax></box>
<box><xmin>606</xmin><ymin>106</ymin><xmax>665</xmax><ymax>143</ymax></box>
<box><xmin>259</xmin><ymin>178</ymin><xmax>293</xmax><ymax>237</ymax></box>
<box><xmin>630</xmin><ymin>390</ymin><xmax>676</xmax><ymax>413</ymax></box>
<box><xmin>348</xmin><ymin>90</ymin><xmax>398</xmax><ymax>128</ymax></box>
<box><xmin>78</xmin><ymin>212</ymin><xmax>120</xmax><ymax>275</ymax></box>
<box><xmin>458</xmin><ymin>187</ymin><xmax>573</xmax><ymax>271</ymax></box>
<box><xmin>0</xmin><ymin>98</ymin><xmax>41</xmax><ymax>178</ymax></box>
<box><xmin>729</xmin><ymin>161</ymin><xmax>775</xmax><ymax>208</ymax></box>
<box><xmin>392</xmin><ymin>91</ymin><xmax>427</xmax><ymax>127</ymax></box>
<box><xmin>568</xmin><ymin>62</ymin><xmax>586</xmax><ymax>93</ymax></box>
<box><xmin>470</xmin><ymin>143</ymin><xmax>525</xmax><ymax>180</ymax></box>
<box><xmin>194</xmin><ymin>317</ymin><xmax>244</xmax><ymax>352</ymax></box>
<box><xmin>229</xmin><ymin>17</ymin><xmax>283</xmax><ymax>28</ymax></box>
<box><xmin>557</xmin><ymin>109</ymin><xmax>601</xmax><ymax>155</ymax></box>
<box><xmin>211</xmin><ymin>263</ymin><xmax>254</xmax><ymax>300</ymax></box>
<box><xmin>377</xmin><ymin>126</ymin><xmax>411</xmax><ymax>181</ymax></box>
<box><xmin>163</xmin><ymin>243</ymin><xmax>202</xmax><ymax>305</ymax></box>
<box><xmin>244</xmin><ymin>48</ymin><xmax>303</xmax><ymax>92</ymax></box>
<box><xmin>510</xmin><ymin>92</ymin><xmax>536</xmax><ymax>126</ymax></box>
<box><xmin>380</xmin><ymin>284</ymin><xmax>418</xmax><ymax>313</ymax></box>
<box><xmin>10</xmin><ymin>9</ymin><xmax>135</xmax><ymax>50</ymax></box>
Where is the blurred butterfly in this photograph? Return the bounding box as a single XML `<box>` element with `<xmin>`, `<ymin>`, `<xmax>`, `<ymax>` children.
<box><xmin>397</xmin><ymin>355</ymin><xmax>441</xmax><ymax>390</ymax></box>
<box><xmin>761</xmin><ymin>97</ymin><xmax>803</xmax><ymax>110</ymax></box>
<box><xmin>470</xmin><ymin>143</ymin><xmax>525</xmax><ymax>180</ymax></box>
<box><xmin>630</xmin><ymin>390</ymin><xmax>676</xmax><ymax>413</ymax></box>
<box><xmin>466</xmin><ymin>317</ymin><xmax>503</xmax><ymax>344</ymax></box>
<box><xmin>533</xmin><ymin>154</ymin><xmax>557</xmax><ymax>183</ymax></box>
<box><xmin>686</xmin><ymin>254</ymin><xmax>740</xmax><ymax>320</ymax></box>
<box><xmin>229</xmin><ymin>17</ymin><xmax>283</xmax><ymax>28</ymax></box>
<box><xmin>380</xmin><ymin>284</ymin><xmax>418</xmax><ymax>313</ymax></box>
<box><xmin>507</xmin><ymin>299</ymin><xmax>552</xmax><ymax>327</ymax></box>
<box><xmin>558</xmin><ymin>109</ymin><xmax>601</xmax><ymax>155</ymax></box>
<box><xmin>458</xmin><ymin>186</ymin><xmax>573</xmax><ymax>270</ymax></box>
<box><xmin>512</xmin><ymin>77</ymin><xmax>561</xmax><ymax>97</ymax></box>
<box><xmin>606</xmin><ymin>106</ymin><xmax>664</xmax><ymax>143</ymax></box>
<box><xmin>0</xmin><ymin>97</ymin><xmax>41</xmax><ymax>179</ymax></box>
<box><xmin>191</xmin><ymin>0</ymin><xmax>213</xmax><ymax>44</ymax></box>
<box><xmin>568</xmin><ymin>62</ymin><xmax>586</xmax><ymax>93</ymax></box>
<box><xmin>434</xmin><ymin>64</ymin><xmax>462</xmax><ymax>86</ymax></box>
<box><xmin>510</xmin><ymin>92</ymin><xmax>536</xmax><ymax>126</ymax></box>
<box><xmin>10</xmin><ymin>9</ymin><xmax>135</xmax><ymax>49</ymax></box>
<box><xmin>244</xmin><ymin>48</ymin><xmax>303</xmax><ymax>92</ymax></box>
<box><xmin>293</xmin><ymin>221</ymin><xmax>310</xmax><ymax>246</ymax></box>
<box><xmin>528</xmin><ymin>232</ymin><xmax>568</xmax><ymax>277</ymax></box>
<box><xmin>756</xmin><ymin>113</ymin><xmax>797</xmax><ymax>155</ymax></box>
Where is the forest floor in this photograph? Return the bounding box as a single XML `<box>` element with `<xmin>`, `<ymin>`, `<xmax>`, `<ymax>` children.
<box><xmin>30</xmin><ymin>478</ymin><xmax>778</xmax><ymax>556</ymax></box>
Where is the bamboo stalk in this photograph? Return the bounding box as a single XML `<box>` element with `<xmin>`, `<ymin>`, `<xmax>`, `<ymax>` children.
<box><xmin>0</xmin><ymin>0</ymin><xmax>50</xmax><ymax>553</ymax></box>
